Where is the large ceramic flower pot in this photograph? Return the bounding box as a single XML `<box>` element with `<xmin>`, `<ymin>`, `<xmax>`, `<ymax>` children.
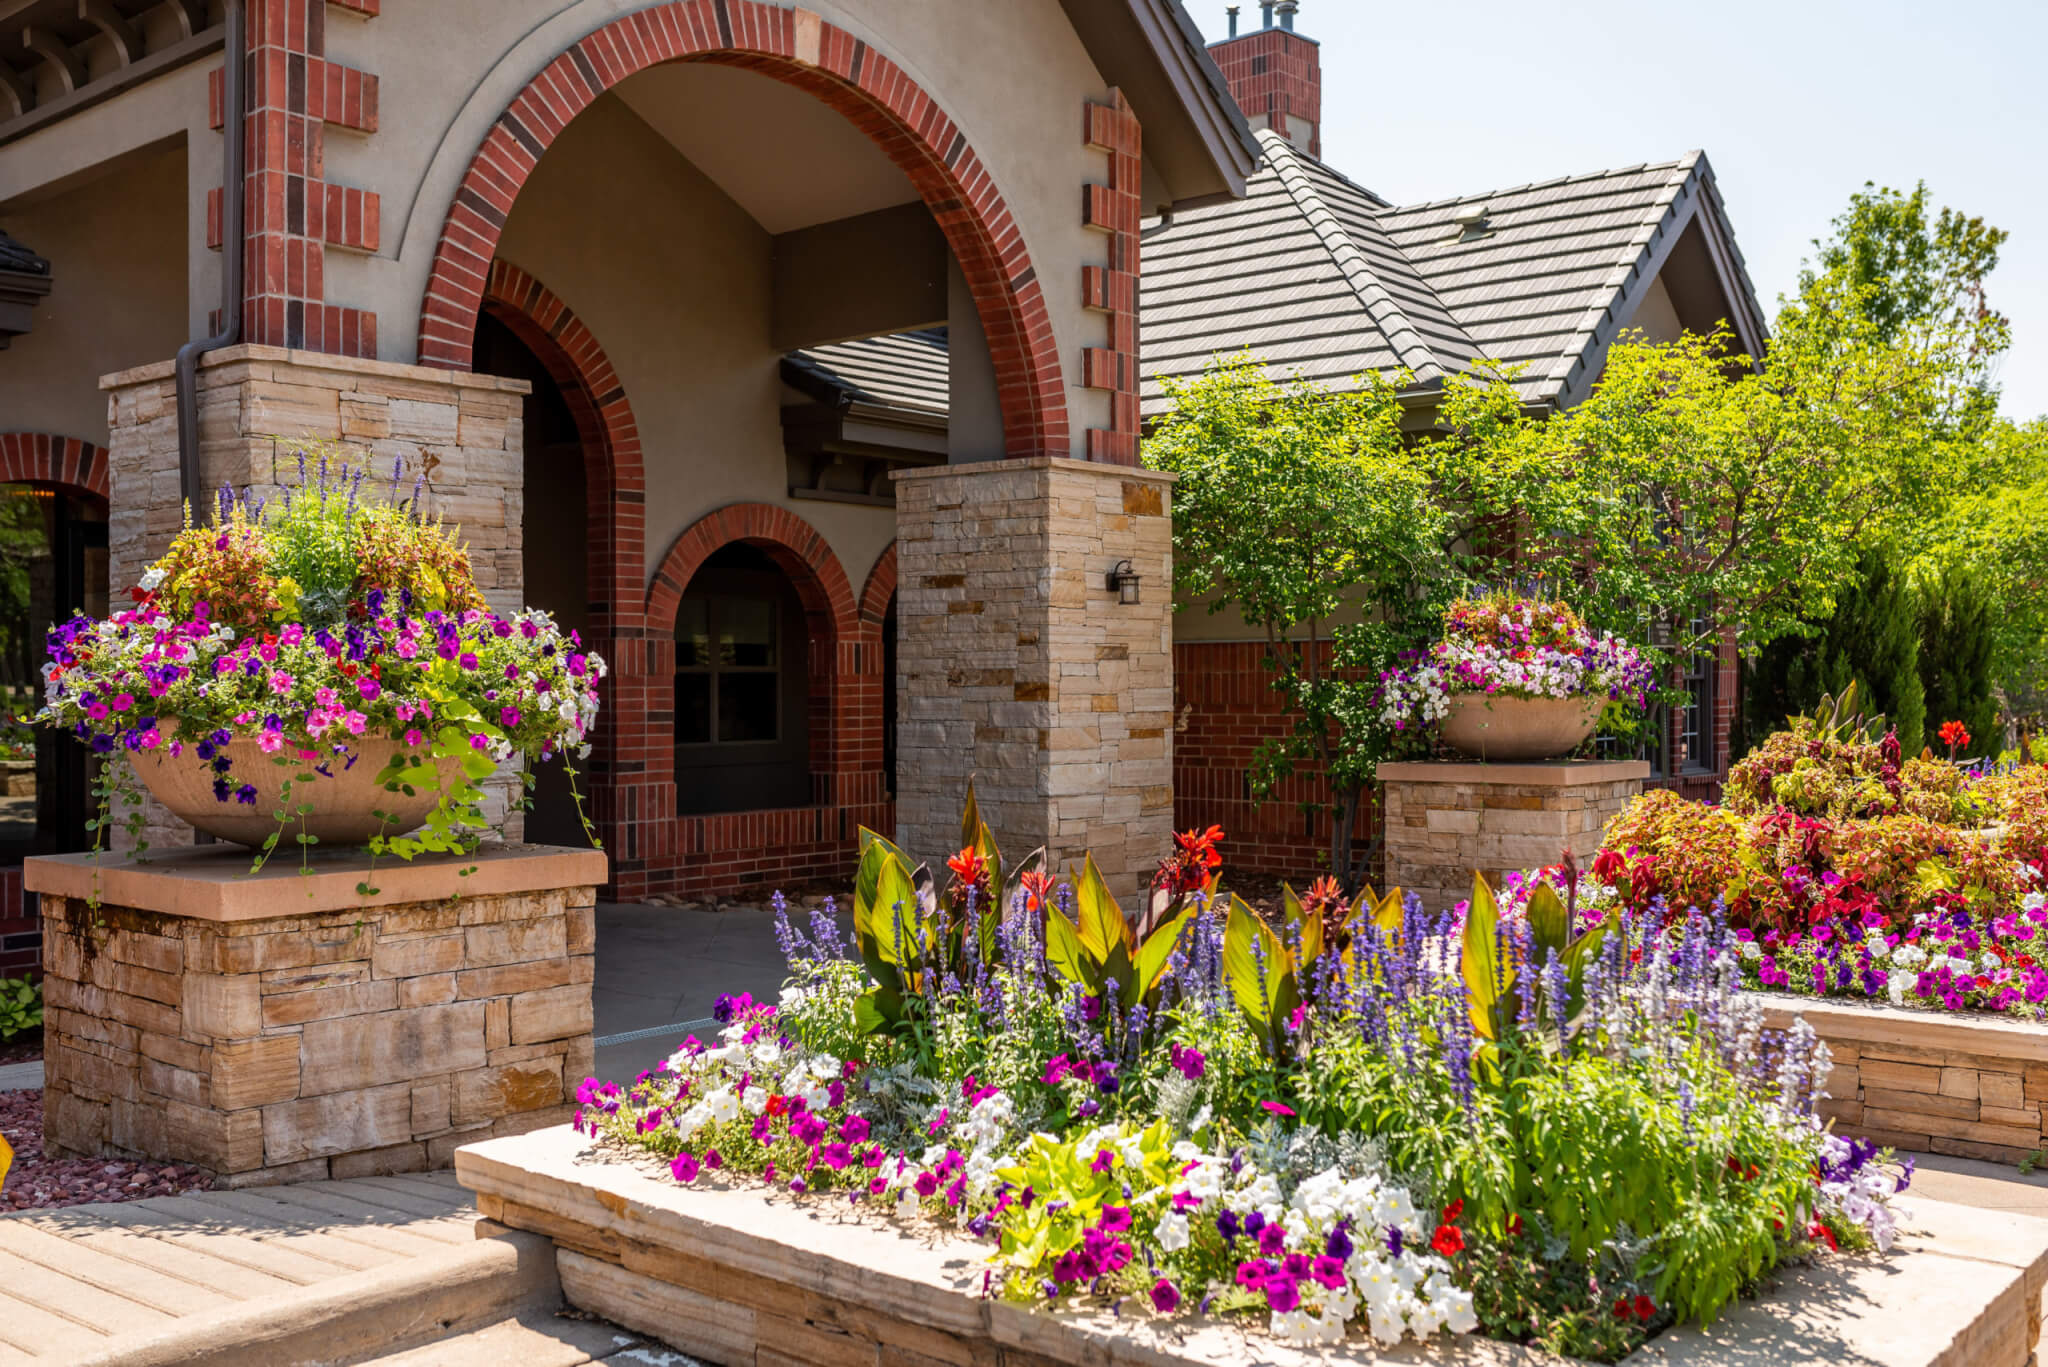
<box><xmin>1440</xmin><ymin>693</ymin><xmax>1602</xmax><ymax>762</ymax></box>
<box><xmin>134</xmin><ymin>737</ymin><xmax>462</xmax><ymax>848</ymax></box>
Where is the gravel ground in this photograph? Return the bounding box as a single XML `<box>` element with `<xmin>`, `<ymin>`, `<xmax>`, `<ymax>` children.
<box><xmin>0</xmin><ymin>1089</ymin><xmax>213</xmax><ymax>1212</ymax></box>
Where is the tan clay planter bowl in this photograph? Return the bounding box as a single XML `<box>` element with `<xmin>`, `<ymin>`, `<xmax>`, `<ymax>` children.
<box><xmin>1440</xmin><ymin>693</ymin><xmax>1602</xmax><ymax>762</ymax></box>
<box><xmin>135</xmin><ymin>737</ymin><xmax>461</xmax><ymax>847</ymax></box>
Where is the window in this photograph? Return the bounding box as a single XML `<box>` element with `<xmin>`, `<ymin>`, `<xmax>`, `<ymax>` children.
<box><xmin>1674</xmin><ymin>620</ymin><xmax>1717</xmax><ymax>773</ymax></box>
<box><xmin>674</xmin><ymin>594</ymin><xmax>781</xmax><ymax>746</ymax></box>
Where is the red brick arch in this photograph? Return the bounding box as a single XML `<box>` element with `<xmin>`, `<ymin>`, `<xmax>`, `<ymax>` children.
<box><xmin>478</xmin><ymin>261</ymin><xmax>650</xmax><ymax>869</ymax></box>
<box><xmin>859</xmin><ymin>540</ymin><xmax>897</xmax><ymax>630</ymax></box>
<box><xmin>416</xmin><ymin>1</ymin><xmax>1067</xmax><ymax>460</ymax></box>
<box><xmin>0</xmin><ymin>433</ymin><xmax>110</xmax><ymax>501</ymax></box>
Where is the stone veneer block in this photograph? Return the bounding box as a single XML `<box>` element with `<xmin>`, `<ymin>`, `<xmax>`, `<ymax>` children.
<box><xmin>97</xmin><ymin>344</ymin><xmax>533</xmax><ymax>847</ymax></box>
<box><xmin>892</xmin><ymin>457</ymin><xmax>1175</xmax><ymax>902</ymax></box>
<box><xmin>459</xmin><ymin>1124</ymin><xmax>2047</xmax><ymax>1367</ymax></box>
<box><xmin>1378</xmin><ymin>760</ymin><xmax>1650</xmax><ymax>915</ymax></box>
<box><xmin>1759</xmin><ymin>994</ymin><xmax>2048</xmax><ymax>1166</ymax></box>
<box><xmin>30</xmin><ymin>843</ymin><xmax>602</xmax><ymax>1184</ymax></box>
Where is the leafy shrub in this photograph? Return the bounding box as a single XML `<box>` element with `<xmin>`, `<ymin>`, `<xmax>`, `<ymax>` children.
<box><xmin>1600</xmin><ymin>789</ymin><xmax>1747</xmax><ymax>912</ymax></box>
<box><xmin>0</xmin><ymin>975</ymin><xmax>40</xmax><ymax>1041</ymax></box>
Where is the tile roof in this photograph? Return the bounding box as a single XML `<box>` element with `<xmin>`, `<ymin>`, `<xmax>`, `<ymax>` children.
<box><xmin>784</xmin><ymin>329</ymin><xmax>949</xmax><ymax>417</ymax></box>
<box><xmin>1140</xmin><ymin>130</ymin><xmax>1762</xmax><ymax>414</ymax></box>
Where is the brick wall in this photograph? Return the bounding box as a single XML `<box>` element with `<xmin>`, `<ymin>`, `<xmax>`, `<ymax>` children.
<box><xmin>1081</xmin><ymin>93</ymin><xmax>1143</xmax><ymax>466</ymax></box>
<box><xmin>0</xmin><ymin>870</ymin><xmax>32</xmax><ymax>978</ymax></box>
<box><xmin>1172</xmin><ymin>640</ymin><xmax>1375</xmax><ymax>879</ymax></box>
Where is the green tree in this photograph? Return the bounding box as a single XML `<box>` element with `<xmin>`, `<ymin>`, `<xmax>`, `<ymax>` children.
<box><xmin>1917</xmin><ymin>563</ymin><xmax>2000</xmax><ymax>753</ymax></box>
<box><xmin>1147</xmin><ymin>361</ymin><xmax>1467</xmax><ymax>884</ymax></box>
<box><xmin>1739</xmin><ymin>546</ymin><xmax>1925</xmax><ymax>753</ymax></box>
<box><xmin>1776</xmin><ymin>180</ymin><xmax>2009</xmax><ymax>442</ymax></box>
<box><xmin>1538</xmin><ymin>325</ymin><xmax>1950</xmax><ymax>667</ymax></box>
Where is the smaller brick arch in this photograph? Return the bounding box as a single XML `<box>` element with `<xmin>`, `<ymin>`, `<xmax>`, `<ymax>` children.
<box><xmin>858</xmin><ymin>541</ymin><xmax>897</xmax><ymax>630</ymax></box>
<box><xmin>0</xmin><ymin>433</ymin><xmax>110</xmax><ymax>500</ymax></box>
<box><xmin>648</xmin><ymin>503</ymin><xmax>861</xmax><ymax>814</ymax></box>
<box><xmin>647</xmin><ymin>503</ymin><xmax>855</xmax><ymax>638</ymax></box>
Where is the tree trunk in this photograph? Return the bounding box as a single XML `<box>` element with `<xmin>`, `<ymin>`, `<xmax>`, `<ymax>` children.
<box><xmin>1329</xmin><ymin>785</ymin><xmax>1360</xmax><ymax>893</ymax></box>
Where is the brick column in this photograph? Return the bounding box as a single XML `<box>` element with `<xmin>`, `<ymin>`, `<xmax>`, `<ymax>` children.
<box><xmin>210</xmin><ymin>0</ymin><xmax>381</xmax><ymax>353</ymax></box>
<box><xmin>1378</xmin><ymin>760</ymin><xmax>1649</xmax><ymax>914</ymax></box>
<box><xmin>1081</xmin><ymin>92</ymin><xmax>1143</xmax><ymax>465</ymax></box>
<box><xmin>892</xmin><ymin>459</ymin><xmax>1173</xmax><ymax>901</ymax></box>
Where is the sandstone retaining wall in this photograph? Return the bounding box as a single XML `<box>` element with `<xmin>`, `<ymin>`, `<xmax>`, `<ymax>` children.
<box><xmin>30</xmin><ymin>844</ymin><xmax>601</xmax><ymax>1186</ymax></box>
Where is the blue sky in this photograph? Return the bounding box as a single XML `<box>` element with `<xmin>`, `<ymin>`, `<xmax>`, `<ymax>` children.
<box><xmin>1187</xmin><ymin>1</ymin><xmax>2048</xmax><ymax>420</ymax></box>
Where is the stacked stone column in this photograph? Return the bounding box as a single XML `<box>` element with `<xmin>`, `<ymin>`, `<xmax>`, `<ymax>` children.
<box><xmin>892</xmin><ymin>458</ymin><xmax>1174</xmax><ymax>901</ymax></box>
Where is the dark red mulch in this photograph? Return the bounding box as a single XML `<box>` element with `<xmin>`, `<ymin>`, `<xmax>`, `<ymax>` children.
<box><xmin>0</xmin><ymin>1089</ymin><xmax>214</xmax><ymax>1212</ymax></box>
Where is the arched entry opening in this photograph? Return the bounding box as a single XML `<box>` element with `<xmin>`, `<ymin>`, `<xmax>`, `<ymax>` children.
<box><xmin>471</xmin><ymin>310</ymin><xmax>591</xmax><ymax>846</ymax></box>
<box><xmin>671</xmin><ymin>543</ymin><xmax>812</xmax><ymax>814</ymax></box>
<box><xmin>414</xmin><ymin>10</ymin><xmax>1072</xmax><ymax>897</ymax></box>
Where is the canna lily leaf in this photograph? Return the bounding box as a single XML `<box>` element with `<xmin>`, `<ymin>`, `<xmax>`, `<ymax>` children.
<box><xmin>1133</xmin><ymin>907</ymin><xmax>1194</xmax><ymax>1002</ymax></box>
<box><xmin>872</xmin><ymin>854</ymin><xmax>922</xmax><ymax>969</ymax></box>
<box><xmin>1223</xmin><ymin>895</ymin><xmax>1300</xmax><ymax>1049</ymax></box>
<box><xmin>1044</xmin><ymin>910</ymin><xmax>1094</xmax><ymax>991</ymax></box>
<box><xmin>1525</xmin><ymin>881</ymin><xmax>1571</xmax><ymax>957</ymax></box>
<box><xmin>1072</xmin><ymin>854</ymin><xmax>1127</xmax><ymax>963</ymax></box>
<box><xmin>1462</xmin><ymin>873</ymin><xmax>1513</xmax><ymax>1041</ymax></box>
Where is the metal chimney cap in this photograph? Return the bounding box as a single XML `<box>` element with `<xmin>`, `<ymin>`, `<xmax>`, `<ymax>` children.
<box><xmin>1276</xmin><ymin>0</ymin><xmax>1299</xmax><ymax>28</ymax></box>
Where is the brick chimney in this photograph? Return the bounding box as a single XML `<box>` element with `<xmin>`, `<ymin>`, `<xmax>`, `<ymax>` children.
<box><xmin>1209</xmin><ymin>1</ymin><xmax>1322</xmax><ymax>160</ymax></box>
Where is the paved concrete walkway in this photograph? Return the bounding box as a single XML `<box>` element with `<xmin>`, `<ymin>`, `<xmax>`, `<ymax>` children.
<box><xmin>591</xmin><ymin>902</ymin><xmax>812</xmax><ymax>1082</ymax></box>
<box><xmin>0</xmin><ymin>1172</ymin><xmax>478</xmax><ymax>1363</ymax></box>
<box><xmin>0</xmin><ymin>1060</ymin><xmax>41</xmax><ymax>1092</ymax></box>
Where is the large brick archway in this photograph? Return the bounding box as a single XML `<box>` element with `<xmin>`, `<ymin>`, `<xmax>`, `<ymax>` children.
<box><xmin>478</xmin><ymin>261</ymin><xmax>650</xmax><ymax>870</ymax></box>
<box><xmin>416</xmin><ymin>1</ymin><xmax>1068</xmax><ymax>460</ymax></box>
<box><xmin>642</xmin><ymin>504</ymin><xmax>881</xmax><ymax>897</ymax></box>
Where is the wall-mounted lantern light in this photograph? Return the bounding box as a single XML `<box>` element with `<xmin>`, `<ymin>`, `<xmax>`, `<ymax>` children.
<box><xmin>1107</xmin><ymin>559</ymin><xmax>1141</xmax><ymax>606</ymax></box>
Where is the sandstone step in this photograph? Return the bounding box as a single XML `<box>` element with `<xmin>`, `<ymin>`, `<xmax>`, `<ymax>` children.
<box><xmin>347</xmin><ymin>1310</ymin><xmax>672</xmax><ymax>1366</ymax></box>
<box><xmin>64</xmin><ymin>1221</ymin><xmax>561</xmax><ymax>1367</ymax></box>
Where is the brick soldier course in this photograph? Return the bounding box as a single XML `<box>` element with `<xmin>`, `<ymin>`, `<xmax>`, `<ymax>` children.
<box><xmin>892</xmin><ymin>458</ymin><xmax>1174</xmax><ymax>901</ymax></box>
<box><xmin>29</xmin><ymin>843</ymin><xmax>603</xmax><ymax>1186</ymax></box>
<box><xmin>1379</xmin><ymin>760</ymin><xmax>1649</xmax><ymax>912</ymax></box>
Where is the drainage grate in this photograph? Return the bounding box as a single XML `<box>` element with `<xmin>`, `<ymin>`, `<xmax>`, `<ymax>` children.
<box><xmin>593</xmin><ymin>1017</ymin><xmax>720</xmax><ymax>1049</ymax></box>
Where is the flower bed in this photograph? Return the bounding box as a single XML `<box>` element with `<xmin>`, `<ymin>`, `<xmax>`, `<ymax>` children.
<box><xmin>458</xmin><ymin>1124</ymin><xmax>2048</xmax><ymax>1367</ymax></box>
<box><xmin>1561</xmin><ymin>694</ymin><xmax>2048</xmax><ymax>1019</ymax></box>
<box><xmin>565</xmin><ymin>802</ymin><xmax>1907</xmax><ymax>1362</ymax></box>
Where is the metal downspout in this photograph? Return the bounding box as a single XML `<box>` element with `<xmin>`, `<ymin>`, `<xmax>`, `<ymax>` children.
<box><xmin>173</xmin><ymin>0</ymin><xmax>243</xmax><ymax>514</ymax></box>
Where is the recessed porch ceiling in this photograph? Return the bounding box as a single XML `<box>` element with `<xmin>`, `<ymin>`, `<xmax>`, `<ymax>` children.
<box><xmin>613</xmin><ymin>62</ymin><xmax>920</xmax><ymax>237</ymax></box>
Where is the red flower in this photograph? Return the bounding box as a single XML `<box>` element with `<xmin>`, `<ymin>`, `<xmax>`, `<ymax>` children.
<box><xmin>1175</xmin><ymin>825</ymin><xmax>1225</xmax><ymax>875</ymax></box>
<box><xmin>946</xmin><ymin>844</ymin><xmax>987</xmax><ymax>889</ymax></box>
<box><xmin>1300</xmin><ymin>875</ymin><xmax>1346</xmax><ymax>918</ymax></box>
<box><xmin>1018</xmin><ymin>869</ymin><xmax>1056</xmax><ymax>914</ymax></box>
<box><xmin>1939</xmin><ymin>720</ymin><xmax>1971</xmax><ymax>753</ymax></box>
<box><xmin>1613</xmin><ymin>1297</ymin><xmax>1634</xmax><ymax>1321</ymax></box>
<box><xmin>1430</xmin><ymin>1224</ymin><xmax>1464</xmax><ymax>1257</ymax></box>
<box><xmin>1807</xmin><ymin>1220</ymin><xmax>1838</xmax><ymax>1252</ymax></box>
<box><xmin>1441</xmin><ymin>1199</ymin><xmax>1464</xmax><ymax>1224</ymax></box>
<box><xmin>1633</xmin><ymin>1294</ymin><xmax>1655</xmax><ymax>1321</ymax></box>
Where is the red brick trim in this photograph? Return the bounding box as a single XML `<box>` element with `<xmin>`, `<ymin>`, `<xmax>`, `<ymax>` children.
<box><xmin>858</xmin><ymin>540</ymin><xmax>897</xmax><ymax>628</ymax></box>
<box><xmin>647</xmin><ymin>502</ymin><xmax>855</xmax><ymax>642</ymax></box>
<box><xmin>415</xmin><ymin>2</ymin><xmax>1069</xmax><ymax>459</ymax></box>
<box><xmin>479</xmin><ymin>260</ymin><xmax>650</xmax><ymax>873</ymax></box>
<box><xmin>1081</xmin><ymin>91</ymin><xmax>1142</xmax><ymax>466</ymax></box>
<box><xmin>0</xmin><ymin>433</ymin><xmax>111</xmax><ymax>500</ymax></box>
<box><xmin>208</xmin><ymin>0</ymin><xmax>381</xmax><ymax>354</ymax></box>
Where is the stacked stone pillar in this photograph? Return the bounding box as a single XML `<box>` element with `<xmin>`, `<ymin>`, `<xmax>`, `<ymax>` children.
<box><xmin>1379</xmin><ymin>760</ymin><xmax>1649</xmax><ymax>914</ymax></box>
<box><xmin>892</xmin><ymin>458</ymin><xmax>1174</xmax><ymax>901</ymax></box>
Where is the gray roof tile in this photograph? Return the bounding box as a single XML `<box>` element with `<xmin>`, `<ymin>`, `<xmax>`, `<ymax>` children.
<box><xmin>784</xmin><ymin>329</ymin><xmax>949</xmax><ymax>416</ymax></box>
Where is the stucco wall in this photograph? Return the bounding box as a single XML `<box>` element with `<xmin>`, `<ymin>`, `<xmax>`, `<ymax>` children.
<box><xmin>357</xmin><ymin>0</ymin><xmax>1118</xmax><ymax>450</ymax></box>
<box><xmin>0</xmin><ymin>140</ymin><xmax>190</xmax><ymax>448</ymax></box>
<box><xmin>495</xmin><ymin>91</ymin><xmax>895</xmax><ymax>601</ymax></box>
